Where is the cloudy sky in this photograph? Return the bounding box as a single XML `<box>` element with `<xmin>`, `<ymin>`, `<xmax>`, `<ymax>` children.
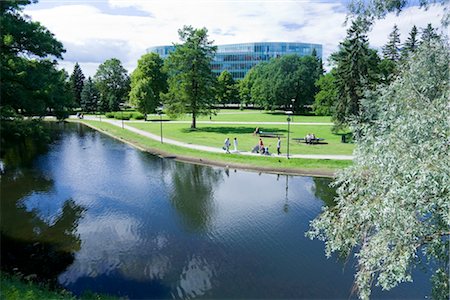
<box><xmin>24</xmin><ymin>0</ymin><xmax>446</xmax><ymax>77</ymax></box>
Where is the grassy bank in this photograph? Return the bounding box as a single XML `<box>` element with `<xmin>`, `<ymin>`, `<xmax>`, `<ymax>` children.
<box><xmin>78</xmin><ymin>120</ymin><xmax>352</xmax><ymax>177</ymax></box>
<box><xmin>0</xmin><ymin>273</ymin><xmax>117</xmax><ymax>300</ymax></box>
<box><xmin>127</xmin><ymin>122</ymin><xmax>354</xmax><ymax>156</ymax></box>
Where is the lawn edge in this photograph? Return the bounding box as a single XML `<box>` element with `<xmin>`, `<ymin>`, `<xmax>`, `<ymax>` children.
<box><xmin>72</xmin><ymin>119</ymin><xmax>341</xmax><ymax>178</ymax></box>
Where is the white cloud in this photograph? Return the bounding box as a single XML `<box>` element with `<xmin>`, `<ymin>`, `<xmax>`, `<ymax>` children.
<box><xmin>24</xmin><ymin>1</ymin><xmax>446</xmax><ymax>76</ymax></box>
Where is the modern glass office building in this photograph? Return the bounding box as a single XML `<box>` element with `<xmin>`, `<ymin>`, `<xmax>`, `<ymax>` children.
<box><xmin>147</xmin><ymin>42</ymin><xmax>322</xmax><ymax>80</ymax></box>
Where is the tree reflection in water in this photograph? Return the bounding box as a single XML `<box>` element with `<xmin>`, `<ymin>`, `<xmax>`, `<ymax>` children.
<box><xmin>168</xmin><ymin>162</ymin><xmax>223</xmax><ymax>231</ymax></box>
<box><xmin>312</xmin><ymin>177</ymin><xmax>337</xmax><ymax>207</ymax></box>
<box><xmin>1</xmin><ymin>160</ymin><xmax>85</xmax><ymax>287</ymax></box>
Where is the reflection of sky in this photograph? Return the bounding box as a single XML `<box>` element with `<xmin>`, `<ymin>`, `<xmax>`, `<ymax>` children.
<box><xmin>21</xmin><ymin>123</ymin><xmax>432</xmax><ymax>299</ymax></box>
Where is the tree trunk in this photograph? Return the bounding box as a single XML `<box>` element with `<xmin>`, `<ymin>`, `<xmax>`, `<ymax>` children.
<box><xmin>191</xmin><ymin>113</ymin><xmax>196</xmax><ymax>128</ymax></box>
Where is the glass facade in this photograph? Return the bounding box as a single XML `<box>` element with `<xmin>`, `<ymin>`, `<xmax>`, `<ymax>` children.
<box><xmin>147</xmin><ymin>42</ymin><xmax>322</xmax><ymax>80</ymax></box>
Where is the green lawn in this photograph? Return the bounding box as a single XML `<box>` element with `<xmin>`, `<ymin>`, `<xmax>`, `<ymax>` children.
<box><xmin>80</xmin><ymin>120</ymin><xmax>352</xmax><ymax>174</ymax></box>
<box><xmin>127</xmin><ymin>122</ymin><xmax>354</xmax><ymax>155</ymax></box>
<box><xmin>92</xmin><ymin>109</ymin><xmax>333</xmax><ymax>123</ymax></box>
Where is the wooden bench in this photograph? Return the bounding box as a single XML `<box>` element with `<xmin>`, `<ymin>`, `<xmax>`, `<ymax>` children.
<box><xmin>293</xmin><ymin>137</ymin><xmax>326</xmax><ymax>144</ymax></box>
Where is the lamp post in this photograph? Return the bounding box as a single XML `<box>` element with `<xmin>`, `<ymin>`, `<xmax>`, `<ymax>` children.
<box><xmin>291</xmin><ymin>98</ymin><xmax>295</xmax><ymax>122</ymax></box>
<box><xmin>286</xmin><ymin>111</ymin><xmax>292</xmax><ymax>159</ymax></box>
<box><xmin>156</xmin><ymin>106</ymin><xmax>164</xmax><ymax>144</ymax></box>
<box><xmin>119</xmin><ymin>103</ymin><xmax>124</xmax><ymax>129</ymax></box>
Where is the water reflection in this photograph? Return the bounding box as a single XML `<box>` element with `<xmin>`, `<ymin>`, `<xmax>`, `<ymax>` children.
<box><xmin>0</xmin><ymin>169</ymin><xmax>84</xmax><ymax>286</ymax></box>
<box><xmin>168</xmin><ymin>163</ymin><xmax>223</xmax><ymax>231</ymax></box>
<box><xmin>0</xmin><ymin>123</ymin><xmax>432</xmax><ymax>299</ymax></box>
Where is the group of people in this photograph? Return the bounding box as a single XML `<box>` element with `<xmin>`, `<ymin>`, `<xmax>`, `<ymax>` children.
<box><xmin>223</xmin><ymin>137</ymin><xmax>238</xmax><ymax>153</ymax></box>
<box><xmin>76</xmin><ymin>112</ymin><xmax>84</xmax><ymax>119</ymax></box>
<box><xmin>224</xmin><ymin>136</ymin><xmax>282</xmax><ymax>156</ymax></box>
<box><xmin>305</xmin><ymin>133</ymin><xmax>316</xmax><ymax>144</ymax></box>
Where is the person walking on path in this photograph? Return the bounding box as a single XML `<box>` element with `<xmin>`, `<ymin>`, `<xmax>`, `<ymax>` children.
<box><xmin>224</xmin><ymin>137</ymin><xmax>231</xmax><ymax>153</ymax></box>
<box><xmin>277</xmin><ymin>136</ymin><xmax>281</xmax><ymax>155</ymax></box>
<box><xmin>233</xmin><ymin>137</ymin><xmax>238</xmax><ymax>152</ymax></box>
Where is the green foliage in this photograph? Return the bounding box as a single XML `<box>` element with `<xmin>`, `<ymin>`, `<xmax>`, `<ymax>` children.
<box><xmin>308</xmin><ymin>40</ymin><xmax>450</xmax><ymax>300</ymax></box>
<box><xmin>69</xmin><ymin>63</ymin><xmax>85</xmax><ymax>107</ymax></box>
<box><xmin>420</xmin><ymin>23</ymin><xmax>441</xmax><ymax>45</ymax></box>
<box><xmin>105</xmin><ymin>112</ymin><xmax>115</xmax><ymax>118</ymax></box>
<box><xmin>94</xmin><ymin>58</ymin><xmax>130</xmax><ymax>111</ymax></box>
<box><xmin>348</xmin><ymin>0</ymin><xmax>449</xmax><ymax>21</ymax></box>
<box><xmin>313</xmin><ymin>72</ymin><xmax>337</xmax><ymax>116</ymax></box>
<box><xmin>330</xmin><ymin>17</ymin><xmax>380</xmax><ymax>130</ymax></box>
<box><xmin>80</xmin><ymin>77</ymin><xmax>100</xmax><ymax>113</ymax></box>
<box><xmin>129</xmin><ymin>53</ymin><xmax>167</xmax><ymax>117</ymax></box>
<box><xmin>216</xmin><ymin>70</ymin><xmax>239</xmax><ymax>105</ymax></box>
<box><xmin>0</xmin><ymin>0</ymin><xmax>72</xmax><ymax>120</ymax></box>
<box><xmin>161</xmin><ymin>25</ymin><xmax>217</xmax><ymax>128</ymax></box>
<box><xmin>401</xmin><ymin>25</ymin><xmax>419</xmax><ymax>60</ymax></box>
<box><xmin>241</xmin><ymin>54</ymin><xmax>322</xmax><ymax>112</ymax></box>
<box><xmin>382</xmin><ymin>25</ymin><xmax>401</xmax><ymax>61</ymax></box>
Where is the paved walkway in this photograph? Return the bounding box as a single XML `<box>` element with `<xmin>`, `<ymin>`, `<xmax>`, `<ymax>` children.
<box><xmin>77</xmin><ymin>116</ymin><xmax>353</xmax><ymax>160</ymax></box>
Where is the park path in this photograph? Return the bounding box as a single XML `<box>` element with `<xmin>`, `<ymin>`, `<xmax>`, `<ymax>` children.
<box><xmin>78</xmin><ymin>116</ymin><xmax>353</xmax><ymax>160</ymax></box>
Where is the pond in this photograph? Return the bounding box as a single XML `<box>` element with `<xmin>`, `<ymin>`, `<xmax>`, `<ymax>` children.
<box><xmin>0</xmin><ymin>122</ymin><xmax>432</xmax><ymax>299</ymax></box>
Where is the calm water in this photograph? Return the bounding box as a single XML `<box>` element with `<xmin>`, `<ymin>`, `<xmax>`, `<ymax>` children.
<box><xmin>1</xmin><ymin>122</ymin><xmax>431</xmax><ymax>299</ymax></box>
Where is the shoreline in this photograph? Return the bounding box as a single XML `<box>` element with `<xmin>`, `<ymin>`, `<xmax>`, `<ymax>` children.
<box><xmin>76</xmin><ymin>120</ymin><xmax>337</xmax><ymax>178</ymax></box>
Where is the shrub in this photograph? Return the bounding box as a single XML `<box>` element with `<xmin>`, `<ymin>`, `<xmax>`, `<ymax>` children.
<box><xmin>105</xmin><ymin>112</ymin><xmax>115</xmax><ymax>118</ymax></box>
<box><xmin>113</xmin><ymin>112</ymin><xmax>131</xmax><ymax>120</ymax></box>
<box><xmin>131</xmin><ymin>112</ymin><xmax>145</xmax><ymax>120</ymax></box>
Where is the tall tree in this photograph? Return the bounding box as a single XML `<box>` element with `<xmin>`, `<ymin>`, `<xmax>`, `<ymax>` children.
<box><xmin>80</xmin><ymin>77</ymin><xmax>100</xmax><ymax>113</ymax></box>
<box><xmin>161</xmin><ymin>25</ymin><xmax>217</xmax><ymax>128</ymax></box>
<box><xmin>216</xmin><ymin>70</ymin><xmax>239</xmax><ymax>106</ymax></box>
<box><xmin>382</xmin><ymin>25</ymin><xmax>401</xmax><ymax>61</ymax></box>
<box><xmin>243</xmin><ymin>54</ymin><xmax>321</xmax><ymax>112</ymax></box>
<box><xmin>1</xmin><ymin>0</ymin><xmax>66</xmax><ymax>117</ymax></box>
<box><xmin>420</xmin><ymin>23</ymin><xmax>441</xmax><ymax>45</ymax></box>
<box><xmin>330</xmin><ymin>17</ymin><xmax>380</xmax><ymax>129</ymax></box>
<box><xmin>308</xmin><ymin>40</ymin><xmax>449</xmax><ymax>300</ymax></box>
<box><xmin>401</xmin><ymin>25</ymin><xmax>419</xmax><ymax>60</ymax></box>
<box><xmin>70</xmin><ymin>63</ymin><xmax>85</xmax><ymax>107</ymax></box>
<box><xmin>313</xmin><ymin>71</ymin><xmax>337</xmax><ymax>116</ymax></box>
<box><xmin>94</xmin><ymin>58</ymin><xmax>130</xmax><ymax>111</ymax></box>
<box><xmin>129</xmin><ymin>53</ymin><xmax>167</xmax><ymax>119</ymax></box>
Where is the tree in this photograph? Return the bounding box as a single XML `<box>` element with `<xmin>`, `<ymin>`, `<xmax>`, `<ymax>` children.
<box><xmin>330</xmin><ymin>17</ymin><xmax>380</xmax><ymax>130</ymax></box>
<box><xmin>348</xmin><ymin>0</ymin><xmax>449</xmax><ymax>20</ymax></box>
<box><xmin>420</xmin><ymin>23</ymin><xmax>441</xmax><ymax>45</ymax></box>
<box><xmin>400</xmin><ymin>25</ymin><xmax>419</xmax><ymax>60</ymax></box>
<box><xmin>129</xmin><ymin>53</ymin><xmax>167</xmax><ymax>119</ymax></box>
<box><xmin>161</xmin><ymin>25</ymin><xmax>217</xmax><ymax>128</ymax></box>
<box><xmin>242</xmin><ymin>54</ymin><xmax>321</xmax><ymax>111</ymax></box>
<box><xmin>94</xmin><ymin>58</ymin><xmax>130</xmax><ymax>111</ymax></box>
<box><xmin>70</xmin><ymin>63</ymin><xmax>85</xmax><ymax>107</ymax></box>
<box><xmin>313</xmin><ymin>71</ymin><xmax>337</xmax><ymax>116</ymax></box>
<box><xmin>1</xmin><ymin>0</ymin><xmax>66</xmax><ymax>118</ymax></box>
<box><xmin>382</xmin><ymin>25</ymin><xmax>401</xmax><ymax>61</ymax></box>
<box><xmin>216</xmin><ymin>70</ymin><xmax>239</xmax><ymax>106</ymax></box>
<box><xmin>308</xmin><ymin>40</ymin><xmax>449</xmax><ymax>300</ymax></box>
<box><xmin>80</xmin><ymin>77</ymin><xmax>100</xmax><ymax>113</ymax></box>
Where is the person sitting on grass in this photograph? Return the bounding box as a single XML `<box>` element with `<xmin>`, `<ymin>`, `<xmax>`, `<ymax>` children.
<box><xmin>259</xmin><ymin>138</ymin><xmax>264</xmax><ymax>153</ymax></box>
<box><xmin>254</xmin><ymin>127</ymin><xmax>260</xmax><ymax>135</ymax></box>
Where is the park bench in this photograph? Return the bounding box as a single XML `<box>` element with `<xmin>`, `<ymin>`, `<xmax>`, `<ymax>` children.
<box><xmin>258</xmin><ymin>131</ymin><xmax>284</xmax><ymax>138</ymax></box>
<box><xmin>293</xmin><ymin>137</ymin><xmax>326</xmax><ymax>144</ymax></box>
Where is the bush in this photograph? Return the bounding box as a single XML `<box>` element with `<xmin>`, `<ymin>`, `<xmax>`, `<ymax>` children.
<box><xmin>113</xmin><ymin>112</ymin><xmax>130</xmax><ymax>120</ymax></box>
<box><xmin>105</xmin><ymin>112</ymin><xmax>115</xmax><ymax>118</ymax></box>
<box><xmin>131</xmin><ymin>112</ymin><xmax>144</xmax><ymax>120</ymax></box>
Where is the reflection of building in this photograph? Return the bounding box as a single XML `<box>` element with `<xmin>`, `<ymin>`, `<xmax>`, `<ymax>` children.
<box><xmin>147</xmin><ymin>42</ymin><xmax>322</xmax><ymax>80</ymax></box>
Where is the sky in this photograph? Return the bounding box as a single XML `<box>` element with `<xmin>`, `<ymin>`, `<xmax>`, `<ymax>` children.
<box><xmin>24</xmin><ymin>0</ymin><xmax>447</xmax><ymax>77</ymax></box>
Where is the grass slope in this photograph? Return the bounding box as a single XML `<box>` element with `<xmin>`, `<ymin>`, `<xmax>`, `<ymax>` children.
<box><xmin>79</xmin><ymin>120</ymin><xmax>352</xmax><ymax>177</ymax></box>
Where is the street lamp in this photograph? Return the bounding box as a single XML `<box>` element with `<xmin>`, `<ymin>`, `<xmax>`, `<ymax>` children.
<box><xmin>291</xmin><ymin>98</ymin><xmax>295</xmax><ymax>122</ymax></box>
<box><xmin>156</xmin><ymin>106</ymin><xmax>164</xmax><ymax>144</ymax></box>
<box><xmin>285</xmin><ymin>111</ymin><xmax>293</xmax><ymax>159</ymax></box>
<box><xmin>119</xmin><ymin>103</ymin><xmax>125</xmax><ymax>129</ymax></box>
